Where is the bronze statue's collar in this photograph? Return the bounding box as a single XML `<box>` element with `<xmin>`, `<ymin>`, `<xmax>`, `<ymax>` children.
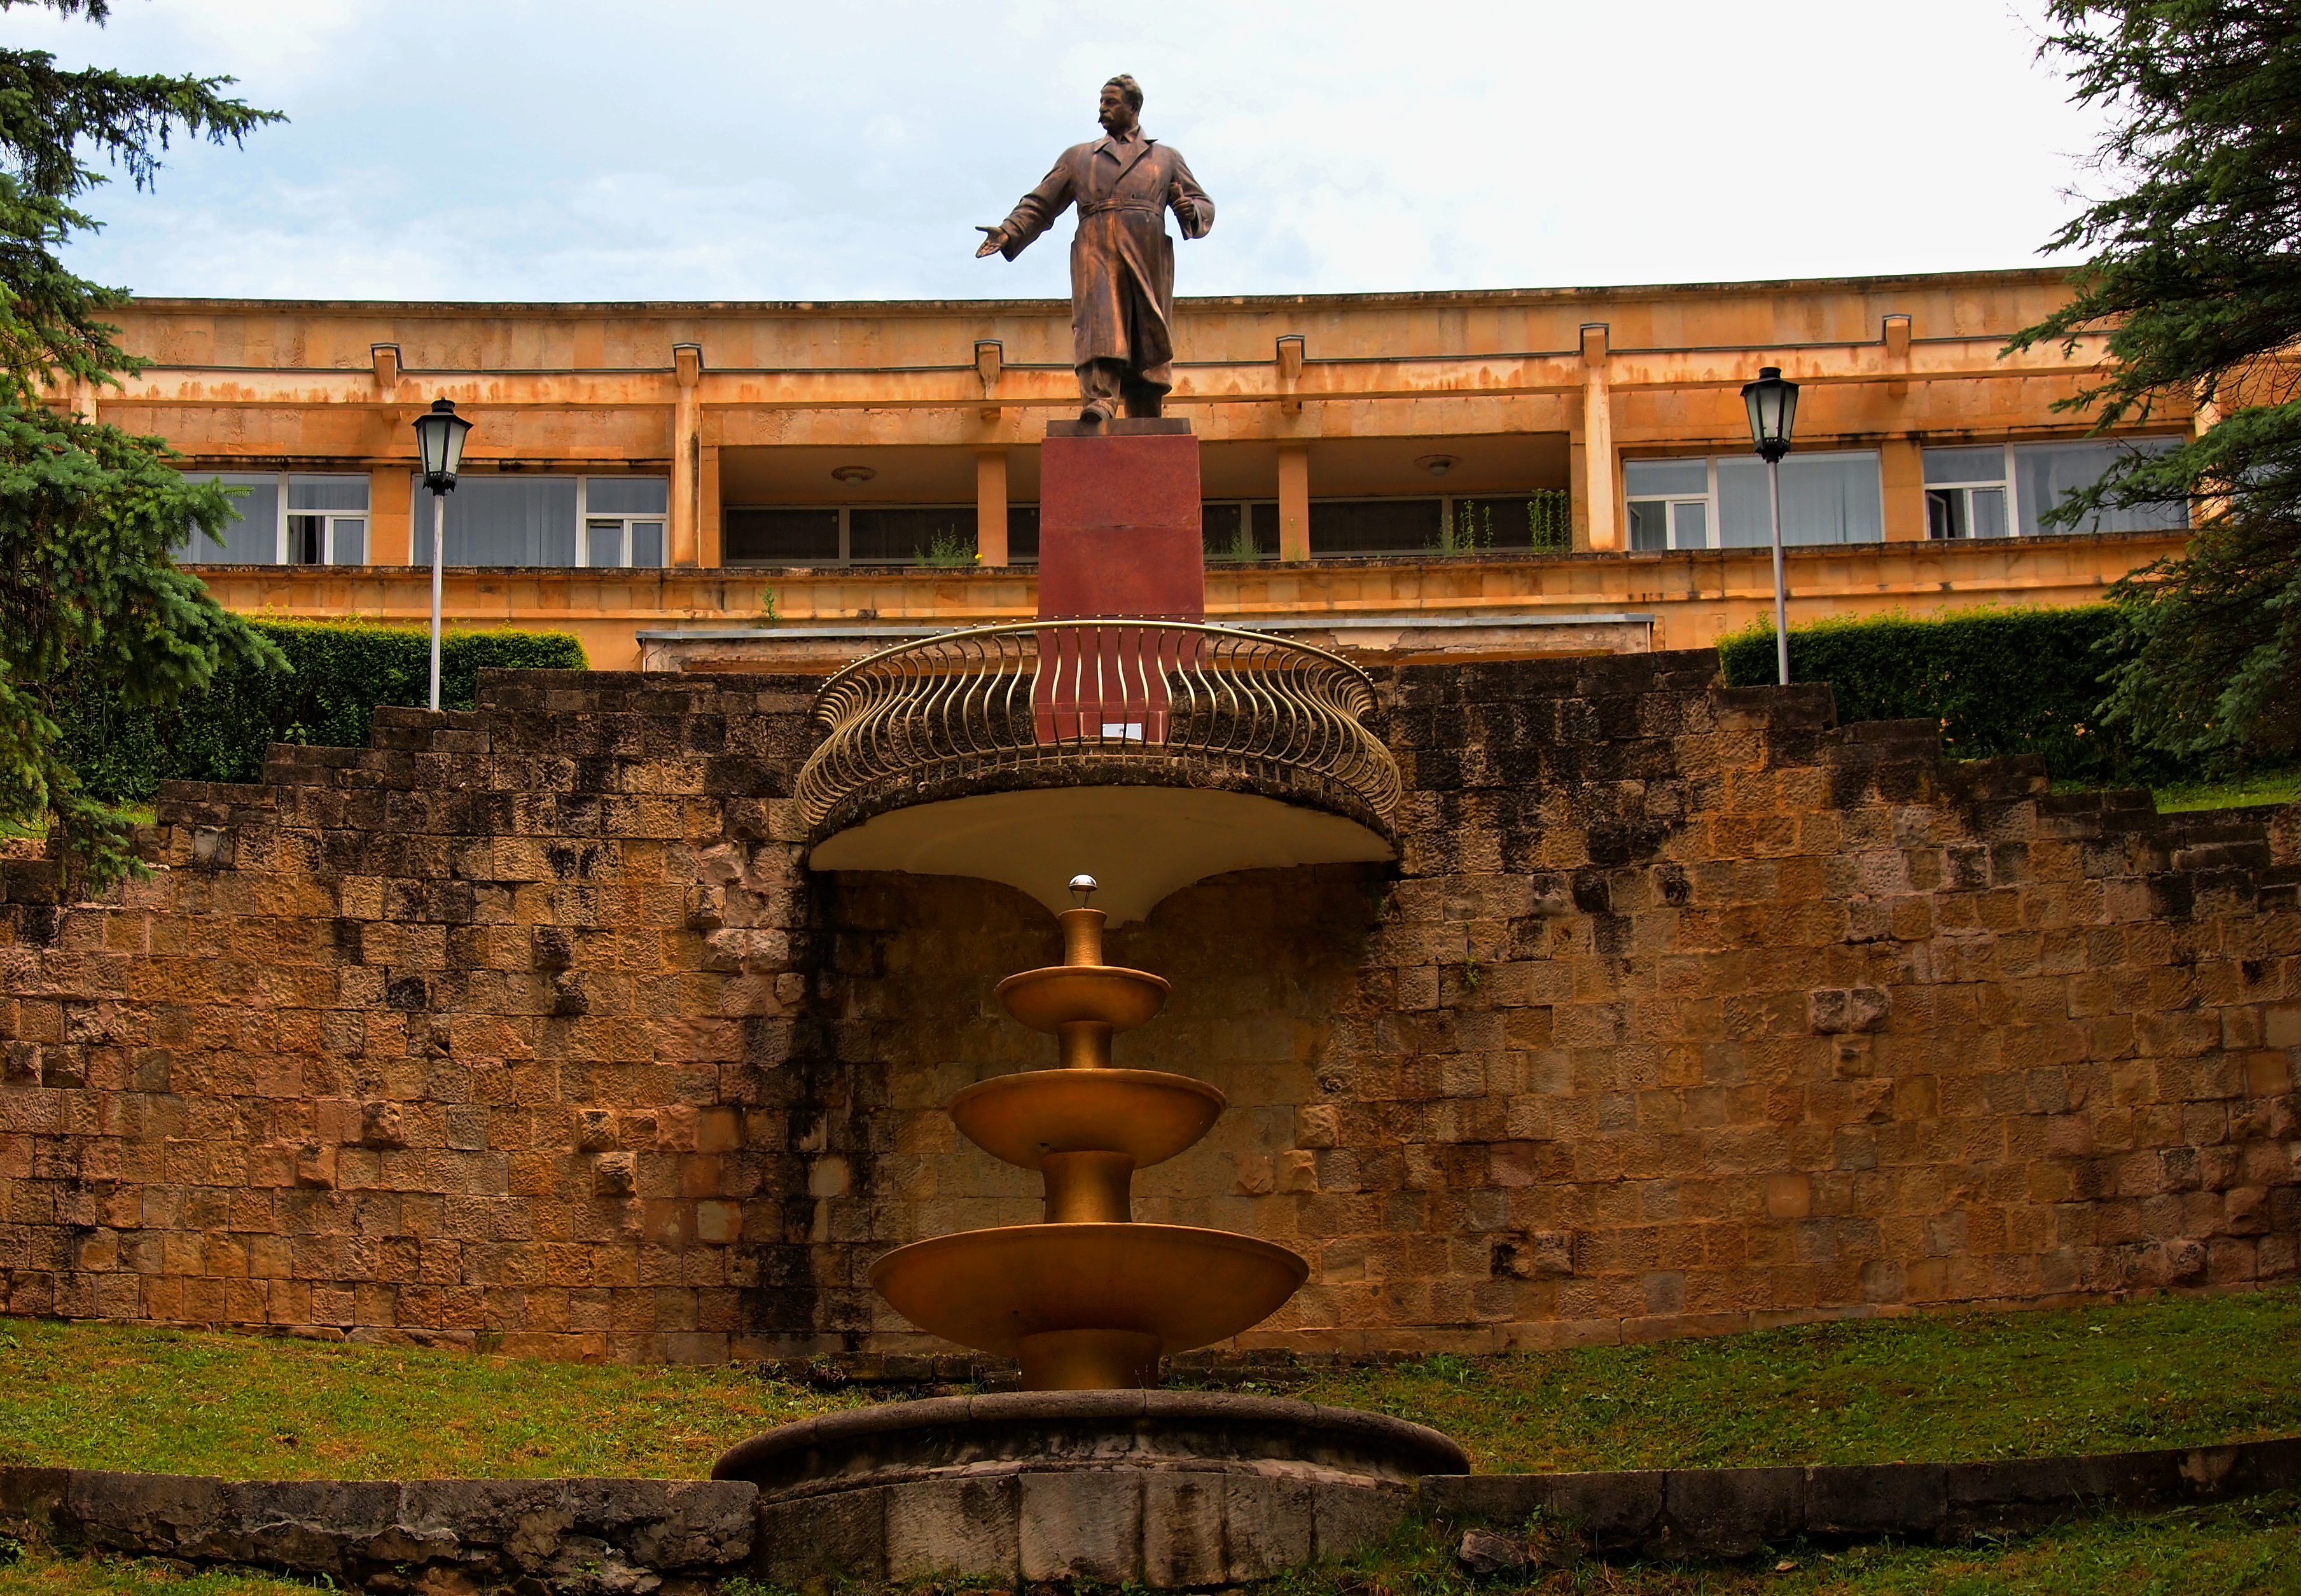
<box><xmin>1091</xmin><ymin>132</ymin><xmax>1158</xmax><ymax>185</ymax></box>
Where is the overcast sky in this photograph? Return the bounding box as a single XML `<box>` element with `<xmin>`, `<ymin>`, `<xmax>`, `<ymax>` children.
<box><xmin>17</xmin><ymin>0</ymin><xmax>2108</xmax><ymax>305</ymax></box>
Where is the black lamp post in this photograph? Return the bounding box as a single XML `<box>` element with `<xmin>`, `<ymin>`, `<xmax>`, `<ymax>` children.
<box><xmin>1740</xmin><ymin>366</ymin><xmax>1800</xmax><ymax>685</ymax></box>
<box><xmin>411</xmin><ymin>398</ymin><xmax>473</xmax><ymax>711</ymax></box>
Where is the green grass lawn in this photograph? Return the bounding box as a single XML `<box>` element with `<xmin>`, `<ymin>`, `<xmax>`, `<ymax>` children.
<box><xmin>3</xmin><ymin>1287</ymin><xmax>2298</xmax><ymax>1483</ymax></box>
<box><xmin>1272</xmin><ymin>1287</ymin><xmax>2301</xmax><ymax>1474</ymax></box>
<box><xmin>0</xmin><ymin>1317</ymin><xmax>873</xmax><ymax>1482</ymax></box>
<box><xmin>2148</xmin><ymin>767</ymin><xmax>2301</xmax><ymax>814</ymax></box>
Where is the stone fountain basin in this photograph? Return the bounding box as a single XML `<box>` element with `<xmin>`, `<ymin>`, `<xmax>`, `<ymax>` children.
<box><xmin>996</xmin><ymin>964</ymin><xmax>1169</xmax><ymax>1032</ymax></box>
<box><xmin>949</xmin><ymin>1068</ymin><xmax>1225</xmax><ymax>1170</ymax></box>
<box><xmin>870</xmin><ymin>1223</ymin><xmax>1308</xmax><ymax>1357</ymax></box>
<box><xmin>713</xmin><ymin>1389</ymin><xmax>1471</xmax><ymax>1588</ymax></box>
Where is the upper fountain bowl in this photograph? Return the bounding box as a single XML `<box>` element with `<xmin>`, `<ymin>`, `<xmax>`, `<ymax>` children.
<box><xmin>996</xmin><ymin>964</ymin><xmax>1169</xmax><ymax>1033</ymax></box>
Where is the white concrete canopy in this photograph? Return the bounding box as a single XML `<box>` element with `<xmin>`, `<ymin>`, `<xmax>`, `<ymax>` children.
<box><xmin>806</xmin><ymin>786</ymin><xmax>1395</xmax><ymax>924</ymax></box>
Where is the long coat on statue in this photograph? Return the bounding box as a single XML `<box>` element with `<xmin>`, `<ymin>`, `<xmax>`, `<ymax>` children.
<box><xmin>996</xmin><ymin>132</ymin><xmax>1215</xmax><ymax>393</ymax></box>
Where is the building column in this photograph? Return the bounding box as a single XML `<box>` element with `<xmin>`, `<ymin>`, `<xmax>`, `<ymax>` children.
<box><xmin>1578</xmin><ymin>324</ymin><xmax>1618</xmax><ymax>552</ymax></box>
<box><xmin>1277</xmin><ymin>443</ymin><xmax>1310</xmax><ymax>562</ymax></box>
<box><xmin>700</xmin><ymin>443</ymin><xmax>723</xmax><ymax>567</ymax></box>
<box><xmin>670</xmin><ymin>343</ymin><xmax>702</xmax><ymax>567</ymax></box>
<box><xmin>976</xmin><ymin>448</ymin><xmax>1008</xmax><ymax>566</ymax></box>
<box><xmin>372</xmin><ymin>466</ymin><xmax>414</xmax><ymax>566</ymax></box>
<box><xmin>1880</xmin><ymin>438</ymin><xmax>1926</xmax><ymax>541</ymax></box>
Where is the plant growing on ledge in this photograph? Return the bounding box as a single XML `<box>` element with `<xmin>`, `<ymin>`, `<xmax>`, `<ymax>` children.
<box><xmin>0</xmin><ymin>0</ymin><xmax>285</xmax><ymax>890</ymax></box>
<box><xmin>912</xmin><ymin>527</ymin><xmax>977</xmax><ymax>567</ymax></box>
<box><xmin>1431</xmin><ymin>501</ymin><xmax>1494</xmax><ymax>556</ymax></box>
<box><xmin>1527</xmin><ymin>489</ymin><xmax>1571</xmax><ymax>552</ymax></box>
<box><xmin>1208</xmin><ymin>519</ymin><xmax>1262</xmax><ymax>564</ymax></box>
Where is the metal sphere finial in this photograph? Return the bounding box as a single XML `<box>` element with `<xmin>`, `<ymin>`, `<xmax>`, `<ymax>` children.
<box><xmin>1069</xmin><ymin>874</ymin><xmax>1099</xmax><ymax>906</ymax></box>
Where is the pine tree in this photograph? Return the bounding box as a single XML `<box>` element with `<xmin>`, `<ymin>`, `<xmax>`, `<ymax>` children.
<box><xmin>0</xmin><ymin>0</ymin><xmax>285</xmax><ymax>887</ymax></box>
<box><xmin>2009</xmin><ymin>1</ymin><xmax>2301</xmax><ymax>768</ymax></box>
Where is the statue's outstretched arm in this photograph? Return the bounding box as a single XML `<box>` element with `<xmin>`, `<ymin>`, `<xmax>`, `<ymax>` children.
<box><xmin>977</xmin><ymin>157</ymin><xmax>1076</xmax><ymax>260</ymax></box>
<box><xmin>1167</xmin><ymin>153</ymin><xmax>1214</xmax><ymax>240</ymax></box>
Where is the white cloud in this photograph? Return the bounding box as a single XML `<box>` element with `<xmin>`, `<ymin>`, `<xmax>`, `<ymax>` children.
<box><xmin>29</xmin><ymin>0</ymin><xmax>2104</xmax><ymax>303</ymax></box>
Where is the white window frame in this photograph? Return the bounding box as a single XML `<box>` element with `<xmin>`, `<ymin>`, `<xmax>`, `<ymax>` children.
<box><xmin>580</xmin><ymin>512</ymin><xmax>668</xmax><ymax>569</ymax></box>
<box><xmin>1922</xmin><ymin>447</ymin><xmax>2013</xmax><ymax>541</ymax></box>
<box><xmin>1624</xmin><ymin>459</ymin><xmax>1719</xmax><ymax>551</ymax></box>
<box><xmin>574</xmin><ymin>478</ymin><xmax>670</xmax><ymax>570</ymax></box>
<box><xmin>191</xmin><ymin>471</ymin><xmax>372</xmax><ymax>566</ymax></box>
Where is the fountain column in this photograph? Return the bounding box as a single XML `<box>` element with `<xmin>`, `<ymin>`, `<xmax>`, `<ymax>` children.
<box><xmin>868</xmin><ymin>874</ymin><xmax>1305</xmax><ymax>1390</ymax></box>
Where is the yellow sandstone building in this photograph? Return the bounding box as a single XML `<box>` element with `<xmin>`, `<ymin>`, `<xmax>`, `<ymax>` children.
<box><xmin>94</xmin><ymin>265</ymin><xmax>2189</xmax><ymax>670</ymax></box>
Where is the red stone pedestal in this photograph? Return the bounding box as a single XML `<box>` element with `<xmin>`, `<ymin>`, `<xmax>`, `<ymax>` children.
<box><xmin>1034</xmin><ymin>427</ymin><xmax>1206</xmax><ymax>744</ymax></box>
<box><xmin>1036</xmin><ymin>428</ymin><xmax>1204</xmax><ymax>622</ymax></box>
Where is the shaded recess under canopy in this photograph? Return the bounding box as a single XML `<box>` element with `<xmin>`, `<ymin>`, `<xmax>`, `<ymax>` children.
<box><xmin>807</xmin><ymin>782</ymin><xmax>1394</xmax><ymax>924</ymax></box>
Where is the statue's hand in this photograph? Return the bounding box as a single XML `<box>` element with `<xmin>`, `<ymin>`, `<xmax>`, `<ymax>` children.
<box><xmin>1169</xmin><ymin>186</ymin><xmax>1198</xmax><ymax>230</ymax></box>
<box><xmin>974</xmin><ymin>225</ymin><xmax>1006</xmax><ymax>258</ymax></box>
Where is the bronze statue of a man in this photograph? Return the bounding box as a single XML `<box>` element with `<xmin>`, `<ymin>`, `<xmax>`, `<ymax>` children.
<box><xmin>975</xmin><ymin>75</ymin><xmax>1214</xmax><ymax>426</ymax></box>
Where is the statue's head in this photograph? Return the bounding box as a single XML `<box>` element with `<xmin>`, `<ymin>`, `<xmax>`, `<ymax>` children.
<box><xmin>1099</xmin><ymin>76</ymin><xmax>1143</xmax><ymax>132</ymax></box>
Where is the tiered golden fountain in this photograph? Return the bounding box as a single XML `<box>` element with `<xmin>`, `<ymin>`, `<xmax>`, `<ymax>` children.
<box><xmin>869</xmin><ymin>874</ymin><xmax>1309</xmax><ymax>1389</ymax></box>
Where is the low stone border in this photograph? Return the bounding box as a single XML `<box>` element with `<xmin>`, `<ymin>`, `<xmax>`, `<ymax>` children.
<box><xmin>1424</xmin><ymin>1436</ymin><xmax>2301</xmax><ymax>1560</ymax></box>
<box><xmin>2</xmin><ymin>1436</ymin><xmax>2294</xmax><ymax>1592</ymax></box>
<box><xmin>0</xmin><ymin>1471</ymin><xmax>754</xmax><ymax>1594</ymax></box>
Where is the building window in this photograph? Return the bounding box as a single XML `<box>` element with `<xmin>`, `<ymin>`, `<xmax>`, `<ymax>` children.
<box><xmin>1294</xmin><ymin>494</ymin><xmax>1571</xmax><ymax>560</ymax></box>
<box><xmin>1922</xmin><ymin>440</ymin><xmax>2187</xmax><ymax>539</ymax></box>
<box><xmin>176</xmin><ymin>473</ymin><xmax>370</xmax><ymax>566</ymax></box>
<box><xmin>1203</xmin><ymin>501</ymin><xmax>1280</xmax><ymax>561</ymax></box>
<box><xmin>582</xmin><ymin>476</ymin><xmax>669</xmax><ymax>568</ymax></box>
<box><xmin>1922</xmin><ymin>447</ymin><xmax>2011</xmax><ymax>539</ymax></box>
<box><xmin>410</xmin><ymin>475</ymin><xmax>668</xmax><ymax>567</ymax></box>
<box><xmin>1626</xmin><ymin>452</ymin><xmax>1884</xmax><ymax>550</ymax></box>
<box><xmin>722</xmin><ymin>504</ymin><xmax>1001</xmax><ymax>566</ymax></box>
<box><xmin>1624</xmin><ymin>459</ymin><xmax>1710</xmax><ymax>551</ymax></box>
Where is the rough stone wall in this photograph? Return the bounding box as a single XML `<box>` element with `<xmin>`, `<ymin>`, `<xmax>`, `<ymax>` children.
<box><xmin>2</xmin><ymin>652</ymin><xmax>2298</xmax><ymax>1363</ymax></box>
<box><xmin>0</xmin><ymin>672</ymin><xmax>848</xmax><ymax>1362</ymax></box>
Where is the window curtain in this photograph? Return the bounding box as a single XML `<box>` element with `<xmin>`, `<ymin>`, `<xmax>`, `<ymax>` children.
<box><xmin>177</xmin><ymin>473</ymin><xmax>278</xmax><ymax>564</ymax></box>
<box><xmin>2014</xmin><ymin>440</ymin><xmax>2188</xmax><ymax>535</ymax></box>
<box><xmin>586</xmin><ymin>477</ymin><xmax>669</xmax><ymax>515</ymax></box>
<box><xmin>412</xmin><ymin>476</ymin><xmax>578</xmax><ymax>566</ymax></box>
<box><xmin>288</xmin><ymin>475</ymin><xmax>370</xmax><ymax>512</ymax></box>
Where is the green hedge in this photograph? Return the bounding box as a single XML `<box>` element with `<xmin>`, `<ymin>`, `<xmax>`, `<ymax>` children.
<box><xmin>62</xmin><ymin>619</ymin><xmax>586</xmax><ymax>802</ymax></box>
<box><xmin>1715</xmin><ymin>605</ymin><xmax>2186</xmax><ymax>787</ymax></box>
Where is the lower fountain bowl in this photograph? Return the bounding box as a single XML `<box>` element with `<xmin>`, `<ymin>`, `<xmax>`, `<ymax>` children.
<box><xmin>712</xmin><ymin>1389</ymin><xmax>1470</xmax><ymax>1590</ymax></box>
<box><xmin>869</xmin><ymin>1223</ymin><xmax>1309</xmax><ymax>1388</ymax></box>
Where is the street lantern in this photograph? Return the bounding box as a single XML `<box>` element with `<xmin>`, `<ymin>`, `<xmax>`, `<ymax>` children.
<box><xmin>412</xmin><ymin>398</ymin><xmax>475</xmax><ymax>711</ymax></box>
<box><xmin>413</xmin><ymin>397</ymin><xmax>472</xmax><ymax>489</ymax></box>
<box><xmin>1739</xmin><ymin>366</ymin><xmax>1801</xmax><ymax>685</ymax></box>
<box><xmin>1741</xmin><ymin>366</ymin><xmax>1799</xmax><ymax>463</ymax></box>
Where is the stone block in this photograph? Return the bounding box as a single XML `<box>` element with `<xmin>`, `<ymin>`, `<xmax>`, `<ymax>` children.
<box><xmin>1019</xmin><ymin>1469</ymin><xmax>1141</xmax><ymax>1585</ymax></box>
<box><xmin>1802</xmin><ymin>1463</ymin><xmax>1945</xmax><ymax>1537</ymax></box>
<box><xmin>1222</xmin><ymin>1471</ymin><xmax>1315</xmax><ymax>1583</ymax></box>
<box><xmin>1141</xmin><ymin>1471</ymin><xmax>1227</xmax><ymax>1588</ymax></box>
<box><xmin>754</xmin><ymin>1485</ymin><xmax>886</xmax><ymax>1584</ymax></box>
<box><xmin>1660</xmin><ymin>1466</ymin><xmax>1803</xmax><ymax>1555</ymax></box>
<box><xmin>884</xmin><ymin>1474</ymin><xmax>1018</xmax><ymax>1582</ymax></box>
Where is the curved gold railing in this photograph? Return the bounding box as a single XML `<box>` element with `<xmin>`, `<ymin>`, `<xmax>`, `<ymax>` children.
<box><xmin>796</xmin><ymin>620</ymin><xmax>1398</xmax><ymax>833</ymax></box>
